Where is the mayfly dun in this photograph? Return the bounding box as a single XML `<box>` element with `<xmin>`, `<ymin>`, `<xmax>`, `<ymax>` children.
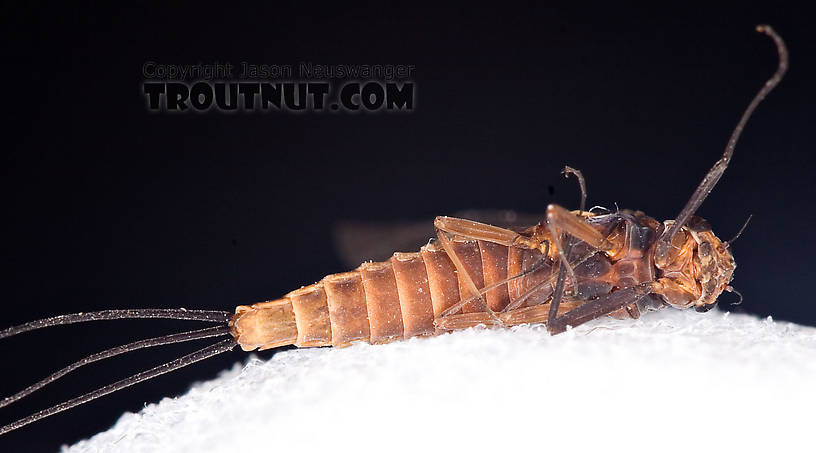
<box><xmin>0</xmin><ymin>25</ymin><xmax>787</xmax><ymax>435</ymax></box>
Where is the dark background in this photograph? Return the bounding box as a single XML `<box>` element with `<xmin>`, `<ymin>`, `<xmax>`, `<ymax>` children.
<box><xmin>1</xmin><ymin>3</ymin><xmax>812</xmax><ymax>451</ymax></box>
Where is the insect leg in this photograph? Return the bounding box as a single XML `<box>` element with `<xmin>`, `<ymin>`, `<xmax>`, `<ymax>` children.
<box><xmin>544</xmin><ymin>206</ymin><xmax>586</xmax><ymax>305</ymax></box>
<box><xmin>498</xmin><ymin>300</ymin><xmax>584</xmax><ymax>326</ymax></box>
<box><xmin>545</xmin><ymin>204</ymin><xmax>612</xmax><ymax>252</ymax></box>
<box><xmin>437</xmin><ymin>297</ymin><xmax>582</xmax><ymax>331</ymax></box>
<box><xmin>434</xmin><ymin>226</ymin><xmax>497</xmax><ymax>318</ymax></box>
<box><xmin>444</xmin><ymin>234</ymin><xmax>602</xmax><ymax>316</ymax></box>
<box><xmin>434</xmin><ymin>216</ymin><xmax>541</xmax><ymax>249</ymax></box>
<box><xmin>561</xmin><ymin>166</ymin><xmax>587</xmax><ymax>212</ymax></box>
<box><xmin>438</xmin><ymin>242</ymin><xmax>552</xmax><ymax>317</ymax></box>
<box><xmin>544</xmin><ymin>204</ymin><xmax>615</xmax><ymax>329</ymax></box>
<box><xmin>433</xmin><ymin>215</ymin><xmax>556</xmax><ymax>318</ymax></box>
<box><xmin>547</xmin><ymin>282</ymin><xmax>656</xmax><ymax>335</ymax></box>
<box><xmin>547</xmin><ymin>259</ymin><xmax>571</xmax><ymax>329</ymax></box>
<box><xmin>435</xmin><ymin>312</ymin><xmax>503</xmax><ymax>331</ymax></box>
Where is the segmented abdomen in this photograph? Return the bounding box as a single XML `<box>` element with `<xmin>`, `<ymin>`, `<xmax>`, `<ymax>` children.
<box><xmin>230</xmin><ymin>238</ymin><xmax>552</xmax><ymax>351</ymax></box>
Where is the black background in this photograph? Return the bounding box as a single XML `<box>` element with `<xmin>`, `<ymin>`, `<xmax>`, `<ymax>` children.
<box><xmin>1</xmin><ymin>3</ymin><xmax>812</xmax><ymax>451</ymax></box>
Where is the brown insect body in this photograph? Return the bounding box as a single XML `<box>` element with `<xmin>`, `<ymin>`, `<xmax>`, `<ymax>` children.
<box><xmin>0</xmin><ymin>25</ymin><xmax>786</xmax><ymax>436</ymax></box>
<box><xmin>230</xmin><ymin>207</ymin><xmax>736</xmax><ymax>351</ymax></box>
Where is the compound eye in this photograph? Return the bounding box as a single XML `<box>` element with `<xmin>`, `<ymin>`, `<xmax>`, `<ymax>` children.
<box><xmin>685</xmin><ymin>216</ymin><xmax>712</xmax><ymax>232</ymax></box>
<box><xmin>698</xmin><ymin>241</ymin><xmax>713</xmax><ymax>257</ymax></box>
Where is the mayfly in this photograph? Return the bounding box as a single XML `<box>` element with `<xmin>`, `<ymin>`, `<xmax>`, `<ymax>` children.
<box><xmin>0</xmin><ymin>25</ymin><xmax>787</xmax><ymax>435</ymax></box>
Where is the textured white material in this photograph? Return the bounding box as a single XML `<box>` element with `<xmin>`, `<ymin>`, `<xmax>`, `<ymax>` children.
<box><xmin>64</xmin><ymin>309</ymin><xmax>816</xmax><ymax>453</ymax></box>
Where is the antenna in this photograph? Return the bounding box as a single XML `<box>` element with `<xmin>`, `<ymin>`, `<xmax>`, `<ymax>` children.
<box><xmin>656</xmin><ymin>25</ymin><xmax>787</xmax><ymax>254</ymax></box>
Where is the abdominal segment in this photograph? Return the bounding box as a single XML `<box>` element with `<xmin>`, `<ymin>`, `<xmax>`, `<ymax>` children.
<box><xmin>231</xmin><ymin>238</ymin><xmax>565</xmax><ymax>351</ymax></box>
<box><xmin>230</xmin><ymin>213</ymin><xmax>661</xmax><ymax>351</ymax></box>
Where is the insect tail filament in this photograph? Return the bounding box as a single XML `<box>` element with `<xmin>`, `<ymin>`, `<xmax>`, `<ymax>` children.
<box><xmin>0</xmin><ymin>308</ymin><xmax>233</xmax><ymax>340</ymax></box>
<box><xmin>0</xmin><ymin>337</ymin><xmax>237</xmax><ymax>436</ymax></box>
<box><xmin>0</xmin><ymin>325</ymin><xmax>231</xmax><ymax>410</ymax></box>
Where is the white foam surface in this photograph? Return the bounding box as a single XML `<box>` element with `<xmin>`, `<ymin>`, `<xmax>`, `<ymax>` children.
<box><xmin>64</xmin><ymin>309</ymin><xmax>816</xmax><ymax>453</ymax></box>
